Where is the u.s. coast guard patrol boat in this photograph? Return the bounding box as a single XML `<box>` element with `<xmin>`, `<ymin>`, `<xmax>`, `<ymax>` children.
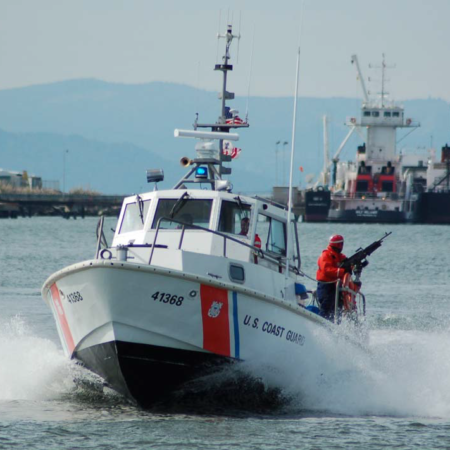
<box><xmin>41</xmin><ymin>26</ymin><xmax>366</xmax><ymax>407</ymax></box>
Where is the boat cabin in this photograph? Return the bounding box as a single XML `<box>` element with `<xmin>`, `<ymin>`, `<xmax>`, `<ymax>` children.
<box><xmin>111</xmin><ymin>189</ymin><xmax>301</xmax><ymax>279</ymax></box>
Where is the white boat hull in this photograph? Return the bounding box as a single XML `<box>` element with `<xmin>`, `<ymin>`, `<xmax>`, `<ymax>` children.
<box><xmin>42</xmin><ymin>259</ymin><xmax>327</xmax><ymax>406</ymax></box>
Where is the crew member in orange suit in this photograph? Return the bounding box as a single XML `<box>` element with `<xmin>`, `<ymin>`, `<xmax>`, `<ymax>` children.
<box><xmin>316</xmin><ymin>235</ymin><xmax>348</xmax><ymax>320</ymax></box>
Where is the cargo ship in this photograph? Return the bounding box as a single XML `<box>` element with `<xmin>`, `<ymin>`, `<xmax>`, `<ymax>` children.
<box><xmin>327</xmin><ymin>55</ymin><xmax>422</xmax><ymax>223</ymax></box>
<box><xmin>413</xmin><ymin>145</ymin><xmax>450</xmax><ymax>224</ymax></box>
<box><xmin>304</xmin><ymin>188</ymin><xmax>331</xmax><ymax>222</ymax></box>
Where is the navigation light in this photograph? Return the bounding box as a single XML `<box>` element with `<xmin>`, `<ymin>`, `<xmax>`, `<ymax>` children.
<box><xmin>195</xmin><ymin>167</ymin><xmax>208</xmax><ymax>179</ymax></box>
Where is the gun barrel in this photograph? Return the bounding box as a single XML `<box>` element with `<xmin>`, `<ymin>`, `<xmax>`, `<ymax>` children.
<box><xmin>340</xmin><ymin>232</ymin><xmax>392</xmax><ymax>270</ymax></box>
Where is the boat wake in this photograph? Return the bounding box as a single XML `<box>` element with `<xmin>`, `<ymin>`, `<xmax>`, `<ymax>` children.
<box><xmin>2</xmin><ymin>316</ymin><xmax>450</xmax><ymax>418</ymax></box>
<box><xmin>259</xmin><ymin>322</ymin><xmax>450</xmax><ymax>419</ymax></box>
<box><xmin>0</xmin><ymin>316</ymin><xmax>73</xmax><ymax>402</ymax></box>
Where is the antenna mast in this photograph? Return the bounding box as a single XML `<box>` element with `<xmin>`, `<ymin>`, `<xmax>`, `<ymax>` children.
<box><xmin>285</xmin><ymin>46</ymin><xmax>301</xmax><ymax>286</ymax></box>
<box><xmin>216</xmin><ymin>24</ymin><xmax>240</xmax><ymax>121</ymax></box>
<box><xmin>174</xmin><ymin>23</ymin><xmax>249</xmax><ymax>190</ymax></box>
<box><xmin>369</xmin><ymin>53</ymin><xmax>395</xmax><ymax>107</ymax></box>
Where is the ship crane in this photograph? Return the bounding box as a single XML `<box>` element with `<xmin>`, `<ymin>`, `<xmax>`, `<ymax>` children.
<box><xmin>314</xmin><ymin>54</ymin><xmax>367</xmax><ymax>188</ymax></box>
<box><xmin>314</xmin><ymin>125</ymin><xmax>356</xmax><ymax>189</ymax></box>
<box><xmin>351</xmin><ymin>54</ymin><xmax>370</xmax><ymax>105</ymax></box>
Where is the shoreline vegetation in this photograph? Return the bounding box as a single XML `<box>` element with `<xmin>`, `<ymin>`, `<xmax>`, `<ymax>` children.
<box><xmin>0</xmin><ymin>183</ymin><xmax>102</xmax><ymax>196</ymax></box>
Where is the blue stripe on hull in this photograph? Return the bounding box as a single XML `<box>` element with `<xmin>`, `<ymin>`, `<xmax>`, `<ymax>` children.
<box><xmin>232</xmin><ymin>291</ymin><xmax>240</xmax><ymax>359</ymax></box>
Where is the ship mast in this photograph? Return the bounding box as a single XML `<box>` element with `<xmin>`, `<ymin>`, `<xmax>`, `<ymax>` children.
<box><xmin>217</xmin><ymin>25</ymin><xmax>235</xmax><ymax>122</ymax></box>
<box><xmin>173</xmin><ymin>24</ymin><xmax>249</xmax><ymax>190</ymax></box>
<box><xmin>369</xmin><ymin>53</ymin><xmax>394</xmax><ymax>107</ymax></box>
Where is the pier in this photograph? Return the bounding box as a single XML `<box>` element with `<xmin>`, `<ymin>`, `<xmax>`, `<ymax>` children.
<box><xmin>0</xmin><ymin>193</ymin><xmax>125</xmax><ymax>219</ymax></box>
<box><xmin>271</xmin><ymin>186</ymin><xmax>305</xmax><ymax>220</ymax></box>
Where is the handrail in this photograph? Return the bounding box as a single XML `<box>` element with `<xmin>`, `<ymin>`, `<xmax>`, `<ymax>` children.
<box><xmin>334</xmin><ymin>280</ymin><xmax>341</xmax><ymax>323</ymax></box>
<box><xmin>95</xmin><ymin>216</ymin><xmax>106</xmax><ymax>259</ymax></box>
<box><xmin>333</xmin><ymin>191</ymin><xmax>403</xmax><ymax>200</ymax></box>
<box><xmin>148</xmin><ymin>216</ymin><xmax>299</xmax><ymax>275</ymax></box>
<box><xmin>334</xmin><ymin>279</ymin><xmax>366</xmax><ymax>324</ymax></box>
<box><xmin>333</xmin><ymin>191</ymin><xmax>405</xmax><ymax>200</ymax></box>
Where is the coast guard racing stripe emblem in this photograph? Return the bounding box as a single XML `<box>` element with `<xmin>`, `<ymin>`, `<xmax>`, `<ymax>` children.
<box><xmin>200</xmin><ymin>285</ymin><xmax>230</xmax><ymax>357</ymax></box>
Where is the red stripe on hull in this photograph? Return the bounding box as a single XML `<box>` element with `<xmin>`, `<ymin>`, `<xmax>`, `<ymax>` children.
<box><xmin>200</xmin><ymin>285</ymin><xmax>230</xmax><ymax>357</ymax></box>
<box><xmin>50</xmin><ymin>283</ymin><xmax>75</xmax><ymax>354</ymax></box>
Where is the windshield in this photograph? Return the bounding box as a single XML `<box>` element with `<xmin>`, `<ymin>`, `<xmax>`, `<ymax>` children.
<box><xmin>152</xmin><ymin>199</ymin><xmax>213</xmax><ymax>229</ymax></box>
<box><xmin>119</xmin><ymin>200</ymin><xmax>151</xmax><ymax>234</ymax></box>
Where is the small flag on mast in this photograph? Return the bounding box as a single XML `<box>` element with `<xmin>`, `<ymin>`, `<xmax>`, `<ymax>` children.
<box><xmin>223</xmin><ymin>140</ymin><xmax>241</xmax><ymax>159</ymax></box>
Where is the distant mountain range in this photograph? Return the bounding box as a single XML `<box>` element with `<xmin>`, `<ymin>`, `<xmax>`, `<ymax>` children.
<box><xmin>0</xmin><ymin>79</ymin><xmax>448</xmax><ymax>194</ymax></box>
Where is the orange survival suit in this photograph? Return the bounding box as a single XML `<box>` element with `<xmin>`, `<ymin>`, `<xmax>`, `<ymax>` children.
<box><xmin>316</xmin><ymin>237</ymin><xmax>347</xmax><ymax>320</ymax></box>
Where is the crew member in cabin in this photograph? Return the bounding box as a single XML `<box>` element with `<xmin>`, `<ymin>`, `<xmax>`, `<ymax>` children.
<box><xmin>316</xmin><ymin>235</ymin><xmax>348</xmax><ymax>320</ymax></box>
<box><xmin>239</xmin><ymin>217</ymin><xmax>250</xmax><ymax>236</ymax></box>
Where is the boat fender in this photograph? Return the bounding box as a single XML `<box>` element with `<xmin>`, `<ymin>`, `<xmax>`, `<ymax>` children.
<box><xmin>100</xmin><ymin>249</ymin><xmax>112</xmax><ymax>260</ymax></box>
<box><xmin>295</xmin><ymin>283</ymin><xmax>308</xmax><ymax>299</ymax></box>
<box><xmin>305</xmin><ymin>305</ymin><xmax>320</xmax><ymax>315</ymax></box>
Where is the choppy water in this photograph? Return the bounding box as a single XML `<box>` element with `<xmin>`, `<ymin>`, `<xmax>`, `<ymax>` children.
<box><xmin>1</xmin><ymin>217</ymin><xmax>450</xmax><ymax>449</ymax></box>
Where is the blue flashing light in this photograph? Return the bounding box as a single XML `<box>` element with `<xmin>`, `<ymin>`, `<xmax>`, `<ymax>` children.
<box><xmin>195</xmin><ymin>167</ymin><xmax>208</xmax><ymax>179</ymax></box>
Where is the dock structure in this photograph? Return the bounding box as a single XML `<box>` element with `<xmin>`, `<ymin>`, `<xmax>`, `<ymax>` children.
<box><xmin>0</xmin><ymin>193</ymin><xmax>125</xmax><ymax>219</ymax></box>
<box><xmin>271</xmin><ymin>186</ymin><xmax>305</xmax><ymax>221</ymax></box>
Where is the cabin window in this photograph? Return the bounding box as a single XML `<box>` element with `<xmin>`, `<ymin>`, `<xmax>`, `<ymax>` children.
<box><xmin>257</xmin><ymin>214</ymin><xmax>286</xmax><ymax>256</ymax></box>
<box><xmin>356</xmin><ymin>180</ymin><xmax>369</xmax><ymax>192</ymax></box>
<box><xmin>119</xmin><ymin>200</ymin><xmax>151</xmax><ymax>234</ymax></box>
<box><xmin>152</xmin><ymin>199</ymin><xmax>212</xmax><ymax>229</ymax></box>
<box><xmin>363</xmin><ymin>111</ymin><xmax>371</xmax><ymax>117</ymax></box>
<box><xmin>381</xmin><ymin>181</ymin><xmax>394</xmax><ymax>192</ymax></box>
<box><xmin>393</xmin><ymin>112</ymin><xmax>400</xmax><ymax>117</ymax></box>
<box><xmin>218</xmin><ymin>200</ymin><xmax>251</xmax><ymax>237</ymax></box>
<box><xmin>384</xmin><ymin>112</ymin><xmax>391</xmax><ymax>117</ymax></box>
<box><xmin>229</xmin><ymin>264</ymin><xmax>245</xmax><ymax>283</ymax></box>
<box><xmin>372</xmin><ymin>111</ymin><xmax>380</xmax><ymax>117</ymax></box>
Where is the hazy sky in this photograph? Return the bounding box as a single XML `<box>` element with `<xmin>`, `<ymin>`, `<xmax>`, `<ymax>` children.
<box><xmin>2</xmin><ymin>0</ymin><xmax>450</xmax><ymax>101</ymax></box>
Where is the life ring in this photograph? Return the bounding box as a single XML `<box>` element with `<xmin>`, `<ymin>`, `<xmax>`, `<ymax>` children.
<box><xmin>341</xmin><ymin>273</ymin><xmax>358</xmax><ymax>311</ymax></box>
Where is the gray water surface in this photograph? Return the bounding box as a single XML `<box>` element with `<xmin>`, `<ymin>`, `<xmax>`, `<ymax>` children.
<box><xmin>1</xmin><ymin>217</ymin><xmax>449</xmax><ymax>449</ymax></box>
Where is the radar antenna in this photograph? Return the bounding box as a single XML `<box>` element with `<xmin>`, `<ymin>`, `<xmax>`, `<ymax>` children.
<box><xmin>369</xmin><ymin>53</ymin><xmax>395</xmax><ymax>107</ymax></box>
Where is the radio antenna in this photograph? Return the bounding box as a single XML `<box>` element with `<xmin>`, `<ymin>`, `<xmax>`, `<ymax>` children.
<box><xmin>245</xmin><ymin>25</ymin><xmax>255</xmax><ymax>123</ymax></box>
<box><xmin>194</xmin><ymin>61</ymin><xmax>201</xmax><ymax>125</ymax></box>
<box><xmin>236</xmin><ymin>10</ymin><xmax>242</xmax><ymax>63</ymax></box>
<box><xmin>285</xmin><ymin>1</ymin><xmax>305</xmax><ymax>287</ymax></box>
<box><xmin>216</xmin><ymin>10</ymin><xmax>222</xmax><ymax>63</ymax></box>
